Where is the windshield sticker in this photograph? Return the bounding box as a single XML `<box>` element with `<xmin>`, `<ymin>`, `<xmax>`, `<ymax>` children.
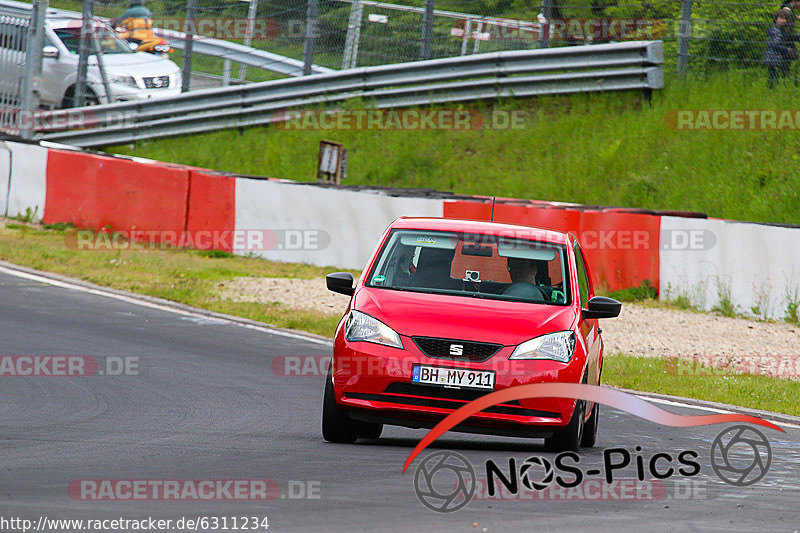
<box><xmin>372</xmin><ymin>275</ymin><xmax>386</xmax><ymax>284</ymax></box>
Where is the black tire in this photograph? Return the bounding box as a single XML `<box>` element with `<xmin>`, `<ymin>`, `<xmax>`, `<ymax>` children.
<box><xmin>322</xmin><ymin>370</ymin><xmax>359</xmax><ymax>443</ymax></box>
<box><xmin>356</xmin><ymin>421</ymin><xmax>383</xmax><ymax>439</ymax></box>
<box><xmin>61</xmin><ymin>86</ymin><xmax>99</xmax><ymax>109</ymax></box>
<box><xmin>581</xmin><ymin>402</ymin><xmax>599</xmax><ymax>447</ymax></box>
<box><xmin>544</xmin><ymin>399</ymin><xmax>584</xmax><ymax>452</ymax></box>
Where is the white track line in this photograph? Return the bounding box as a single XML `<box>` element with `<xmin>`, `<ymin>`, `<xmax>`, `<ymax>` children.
<box><xmin>634</xmin><ymin>395</ymin><xmax>800</xmax><ymax>430</ymax></box>
<box><xmin>0</xmin><ymin>265</ymin><xmax>332</xmax><ymax>346</ymax></box>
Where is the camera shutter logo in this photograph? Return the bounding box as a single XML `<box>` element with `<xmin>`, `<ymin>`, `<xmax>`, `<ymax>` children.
<box><xmin>449</xmin><ymin>344</ymin><xmax>464</xmax><ymax>356</ymax></box>
<box><xmin>710</xmin><ymin>425</ymin><xmax>772</xmax><ymax>486</ymax></box>
<box><xmin>413</xmin><ymin>451</ymin><xmax>475</xmax><ymax>512</ymax></box>
<box><xmin>520</xmin><ymin>456</ymin><xmax>554</xmax><ymax>491</ymax></box>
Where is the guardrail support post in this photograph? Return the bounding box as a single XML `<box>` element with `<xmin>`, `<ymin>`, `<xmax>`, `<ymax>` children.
<box><xmin>677</xmin><ymin>0</ymin><xmax>693</xmax><ymax>74</ymax></box>
<box><xmin>19</xmin><ymin>0</ymin><xmax>48</xmax><ymax>138</ymax></box>
<box><xmin>75</xmin><ymin>0</ymin><xmax>93</xmax><ymax>107</ymax></box>
<box><xmin>181</xmin><ymin>0</ymin><xmax>197</xmax><ymax>92</ymax></box>
<box><xmin>538</xmin><ymin>0</ymin><xmax>551</xmax><ymax>49</ymax></box>
<box><xmin>420</xmin><ymin>0</ymin><xmax>435</xmax><ymax>60</ymax></box>
<box><xmin>302</xmin><ymin>0</ymin><xmax>319</xmax><ymax>75</ymax></box>
<box><xmin>238</xmin><ymin>0</ymin><xmax>259</xmax><ymax>81</ymax></box>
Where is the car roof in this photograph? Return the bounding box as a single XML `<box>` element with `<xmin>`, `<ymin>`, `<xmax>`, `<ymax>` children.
<box><xmin>47</xmin><ymin>16</ymin><xmax>108</xmax><ymax>29</ymax></box>
<box><xmin>390</xmin><ymin>217</ymin><xmax>573</xmax><ymax>246</ymax></box>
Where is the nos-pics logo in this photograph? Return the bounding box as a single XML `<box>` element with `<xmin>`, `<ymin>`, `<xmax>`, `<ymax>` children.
<box><xmin>413</xmin><ymin>425</ymin><xmax>772</xmax><ymax>513</ymax></box>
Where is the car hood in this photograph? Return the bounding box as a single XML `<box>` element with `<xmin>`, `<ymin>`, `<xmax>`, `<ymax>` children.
<box><xmin>353</xmin><ymin>287</ymin><xmax>577</xmax><ymax>346</ymax></box>
<box><xmin>89</xmin><ymin>52</ymin><xmax>179</xmax><ymax>75</ymax></box>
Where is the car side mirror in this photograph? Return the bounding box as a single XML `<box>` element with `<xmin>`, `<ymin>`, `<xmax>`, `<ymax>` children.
<box><xmin>582</xmin><ymin>296</ymin><xmax>621</xmax><ymax>319</ymax></box>
<box><xmin>42</xmin><ymin>45</ymin><xmax>59</xmax><ymax>59</ymax></box>
<box><xmin>326</xmin><ymin>272</ymin><xmax>355</xmax><ymax>296</ymax></box>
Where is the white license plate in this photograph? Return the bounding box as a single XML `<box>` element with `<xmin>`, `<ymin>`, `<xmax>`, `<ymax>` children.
<box><xmin>411</xmin><ymin>364</ymin><xmax>495</xmax><ymax>390</ymax></box>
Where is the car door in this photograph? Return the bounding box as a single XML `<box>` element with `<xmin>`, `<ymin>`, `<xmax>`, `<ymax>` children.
<box><xmin>573</xmin><ymin>243</ymin><xmax>602</xmax><ymax>388</ymax></box>
<box><xmin>39</xmin><ymin>29</ymin><xmax>76</xmax><ymax>108</ymax></box>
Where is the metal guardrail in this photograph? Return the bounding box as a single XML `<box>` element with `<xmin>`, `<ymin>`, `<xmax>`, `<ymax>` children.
<box><xmin>39</xmin><ymin>40</ymin><xmax>664</xmax><ymax>147</ymax></box>
<box><xmin>0</xmin><ymin>0</ymin><xmax>332</xmax><ymax>77</ymax></box>
<box><xmin>152</xmin><ymin>28</ymin><xmax>333</xmax><ymax>78</ymax></box>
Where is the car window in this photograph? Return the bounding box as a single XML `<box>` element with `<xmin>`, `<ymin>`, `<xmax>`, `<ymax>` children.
<box><xmin>54</xmin><ymin>25</ymin><xmax>133</xmax><ymax>54</ymax></box>
<box><xmin>574</xmin><ymin>244</ymin><xmax>590</xmax><ymax>308</ymax></box>
<box><xmin>366</xmin><ymin>229</ymin><xmax>570</xmax><ymax>306</ymax></box>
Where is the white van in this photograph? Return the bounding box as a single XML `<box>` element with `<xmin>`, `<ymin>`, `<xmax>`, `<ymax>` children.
<box><xmin>0</xmin><ymin>15</ymin><xmax>181</xmax><ymax>108</ymax></box>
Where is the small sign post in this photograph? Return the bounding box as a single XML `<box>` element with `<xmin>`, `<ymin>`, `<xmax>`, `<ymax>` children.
<box><xmin>317</xmin><ymin>140</ymin><xmax>347</xmax><ymax>184</ymax></box>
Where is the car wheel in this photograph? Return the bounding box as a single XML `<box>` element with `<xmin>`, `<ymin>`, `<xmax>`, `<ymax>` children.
<box><xmin>544</xmin><ymin>399</ymin><xmax>584</xmax><ymax>452</ymax></box>
<box><xmin>322</xmin><ymin>370</ymin><xmax>359</xmax><ymax>444</ymax></box>
<box><xmin>61</xmin><ymin>86</ymin><xmax>99</xmax><ymax>108</ymax></box>
<box><xmin>356</xmin><ymin>421</ymin><xmax>383</xmax><ymax>439</ymax></box>
<box><xmin>581</xmin><ymin>402</ymin><xmax>599</xmax><ymax>447</ymax></box>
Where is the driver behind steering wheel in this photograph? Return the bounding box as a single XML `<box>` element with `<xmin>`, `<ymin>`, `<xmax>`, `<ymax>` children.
<box><xmin>504</xmin><ymin>257</ymin><xmax>555</xmax><ymax>302</ymax></box>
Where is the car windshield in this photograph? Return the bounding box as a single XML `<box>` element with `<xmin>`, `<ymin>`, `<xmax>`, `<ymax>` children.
<box><xmin>366</xmin><ymin>229</ymin><xmax>570</xmax><ymax>305</ymax></box>
<box><xmin>54</xmin><ymin>24</ymin><xmax>133</xmax><ymax>54</ymax></box>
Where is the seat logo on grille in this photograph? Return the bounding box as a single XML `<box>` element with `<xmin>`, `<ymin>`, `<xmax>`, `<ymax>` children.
<box><xmin>449</xmin><ymin>344</ymin><xmax>463</xmax><ymax>356</ymax></box>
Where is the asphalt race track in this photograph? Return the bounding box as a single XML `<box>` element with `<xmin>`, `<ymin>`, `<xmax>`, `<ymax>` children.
<box><xmin>1</xmin><ymin>267</ymin><xmax>799</xmax><ymax>532</ymax></box>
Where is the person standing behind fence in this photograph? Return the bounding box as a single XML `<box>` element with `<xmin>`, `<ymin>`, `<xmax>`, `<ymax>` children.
<box><xmin>765</xmin><ymin>10</ymin><xmax>797</xmax><ymax>88</ymax></box>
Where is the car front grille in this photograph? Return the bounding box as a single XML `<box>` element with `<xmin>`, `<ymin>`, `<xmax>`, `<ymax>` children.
<box><xmin>143</xmin><ymin>75</ymin><xmax>170</xmax><ymax>89</ymax></box>
<box><xmin>412</xmin><ymin>336</ymin><xmax>502</xmax><ymax>362</ymax></box>
<box><xmin>346</xmin><ymin>383</ymin><xmax>559</xmax><ymax>418</ymax></box>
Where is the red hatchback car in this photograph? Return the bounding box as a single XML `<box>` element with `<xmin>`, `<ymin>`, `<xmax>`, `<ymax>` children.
<box><xmin>322</xmin><ymin>218</ymin><xmax>621</xmax><ymax>451</ymax></box>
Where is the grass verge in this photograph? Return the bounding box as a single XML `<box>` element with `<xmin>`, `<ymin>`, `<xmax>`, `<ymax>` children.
<box><xmin>603</xmin><ymin>354</ymin><xmax>800</xmax><ymax>416</ymax></box>
<box><xmin>0</xmin><ymin>220</ymin><xmax>351</xmax><ymax>337</ymax></box>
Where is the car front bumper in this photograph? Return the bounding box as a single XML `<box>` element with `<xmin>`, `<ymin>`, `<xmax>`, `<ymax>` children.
<box><xmin>332</xmin><ymin>333</ymin><xmax>586</xmax><ymax>436</ymax></box>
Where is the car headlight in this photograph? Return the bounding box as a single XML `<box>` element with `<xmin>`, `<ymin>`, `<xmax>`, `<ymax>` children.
<box><xmin>108</xmin><ymin>74</ymin><xmax>138</xmax><ymax>88</ymax></box>
<box><xmin>509</xmin><ymin>331</ymin><xmax>576</xmax><ymax>362</ymax></box>
<box><xmin>345</xmin><ymin>310</ymin><xmax>403</xmax><ymax>349</ymax></box>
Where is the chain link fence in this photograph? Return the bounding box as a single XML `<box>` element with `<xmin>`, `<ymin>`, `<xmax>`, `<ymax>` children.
<box><xmin>5</xmin><ymin>0</ymin><xmax>794</xmax><ymax>91</ymax></box>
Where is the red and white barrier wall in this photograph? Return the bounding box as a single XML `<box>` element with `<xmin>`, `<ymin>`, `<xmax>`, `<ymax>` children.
<box><xmin>660</xmin><ymin>216</ymin><xmax>800</xmax><ymax>320</ymax></box>
<box><xmin>1</xmin><ymin>138</ymin><xmax>798</xmax><ymax>321</ymax></box>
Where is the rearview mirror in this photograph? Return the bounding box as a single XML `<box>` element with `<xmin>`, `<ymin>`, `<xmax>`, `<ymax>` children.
<box><xmin>582</xmin><ymin>296</ymin><xmax>621</xmax><ymax>319</ymax></box>
<box><xmin>42</xmin><ymin>45</ymin><xmax>59</xmax><ymax>59</ymax></box>
<box><xmin>326</xmin><ymin>272</ymin><xmax>355</xmax><ymax>296</ymax></box>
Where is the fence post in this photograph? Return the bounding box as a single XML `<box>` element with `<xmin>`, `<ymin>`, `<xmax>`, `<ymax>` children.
<box><xmin>420</xmin><ymin>0</ymin><xmax>434</xmax><ymax>60</ymax></box>
<box><xmin>91</xmin><ymin>30</ymin><xmax>113</xmax><ymax>104</ymax></box>
<box><xmin>302</xmin><ymin>0</ymin><xmax>319</xmax><ymax>75</ymax></box>
<box><xmin>74</xmin><ymin>0</ymin><xmax>93</xmax><ymax>107</ymax></box>
<box><xmin>181</xmin><ymin>0</ymin><xmax>197</xmax><ymax>92</ymax></box>
<box><xmin>677</xmin><ymin>0</ymin><xmax>693</xmax><ymax>74</ymax></box>
<box><xmin>238</xmin><ymin>0</ymin><xmax>259</xmax><ymax>81</ymax></box>
<box><xmin>538</xmin><ymin>0</ymin><xmax>551</xmax><ymax>49</ymax></box>
<box><xmin>342</xmin><ymin>0</ymin><xmax>363</xmax><ymax>69</ymax></box>
<box><xmin>19</xmin><ymin>0</ymin><xmax>48</xmax><ymax>138</ymax></box>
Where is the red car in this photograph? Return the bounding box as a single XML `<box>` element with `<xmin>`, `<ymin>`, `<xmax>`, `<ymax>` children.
<box><xmin>322</xmin><ymin>218</ymin><xmax>621</xmax><ymax>451</ymax></box>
